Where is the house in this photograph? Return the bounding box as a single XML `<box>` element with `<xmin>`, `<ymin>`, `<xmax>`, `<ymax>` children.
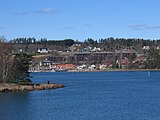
<box><xmin>116</xmin><ymin>57</ymin><xmax>129</xmax><ymax>68</ymax></box>
<box><xmin>51</xmin><ymin>63</ymin><xmax>75</xmax><ymax>70</ymax></box>
<box><xmin>88</xmin><ymin>64</ymin><xmax>96</xmax><ymax>70</ymax></box>
<box><xmin>91</xmin><ymin>47</ymin><xmax>101</xmax><ymax>52</ymax></box>
<box><xmin>156</xmin><ymin>46</ymin><xmax>160</xmax><ymax>50</ymax></box>
<box><xmin>38</xmin><ymin>48</ymin><xmax>49</xmax><ymax>54</ymax></box>
<box><xmin>133</xmin><ymin>56</ymin><xmax>146</xmax><ymax>63</ymax></box>
<box><xmin>142</xmin><ymin>46</ymin><xmax>150</xmax><ymax>50</ymax></box>
<box><xmin>41</xmin><ymin>60</ymin><xmax>52</xmax><ymax>66</ymax></box>
<box><xmin>77</xmin><ymin>64</ymin><xmax>87</xmax><ymax>70</ymax></box>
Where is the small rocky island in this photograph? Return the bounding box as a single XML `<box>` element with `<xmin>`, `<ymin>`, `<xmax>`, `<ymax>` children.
<box><xmin>0</xmin><ymin>83</ymin><xmax>64</xmax><ymax>93</ymax></box>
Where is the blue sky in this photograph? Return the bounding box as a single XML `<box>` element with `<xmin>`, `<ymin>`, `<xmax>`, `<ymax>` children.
<box><xmin>0</xmin><ymin>0</ymin><xmax>160</xmax><ymax>41</ymax></box>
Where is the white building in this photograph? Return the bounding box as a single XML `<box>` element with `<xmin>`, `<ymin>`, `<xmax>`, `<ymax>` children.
<box><xmin>38</xmin><ymin>48</ymin><xmax>49</xmax><ymax>54</ymax></box>
<box><xmin>142</xmin><ymin>46</ymin><xmax>150</xmax><ymax>50</ymax></box>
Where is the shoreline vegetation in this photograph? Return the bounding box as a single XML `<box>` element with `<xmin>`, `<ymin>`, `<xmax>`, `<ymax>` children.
<box><xmin>0</xmin><ymin>83</ymin><xmax>64</xmax><ymax>93</ymax></box>
<box><xmin>62</xmin><ymin>69</ymin><xmax>160</xmax><ymax>72</ymax></box>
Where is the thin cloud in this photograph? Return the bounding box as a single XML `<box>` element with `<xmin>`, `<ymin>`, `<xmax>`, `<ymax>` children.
<box><xmin>36</xmin><ymin>8</ymin><xmax>58</xmax><ymax>14</ymax></box>
<box><xmin>147</xmin><ymin>26</ymin><xmax>160</xmax><ymax>29</ymax></box>
<box><xmin>61</xmin><ymin>27</ymin><xmax>74</xmax><ymax>30</ymax></box>
<box><xmin>14</xmin><ymin>8</ymin><xmax>58</xmax><ymax>16</ymax></box>
<box><xmin>14</xmin><ymin>12</ymin><xmax>29</xmax><ymax>16</ymax></box>
<box><xmin>128</xmin><ymin>24</ymin><xmax>160</xmax><ymax>30</ymax></box>
<box><xmin>128</xmin><ymin>20</ymin><xmax>140</xmax><ymax>23</ymax></box>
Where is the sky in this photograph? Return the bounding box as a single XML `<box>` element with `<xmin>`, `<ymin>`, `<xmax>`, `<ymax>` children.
<box><xmin>1</xmin><ymin>0</ymin><xmax>160</xmax><ymax>41</ymax></box>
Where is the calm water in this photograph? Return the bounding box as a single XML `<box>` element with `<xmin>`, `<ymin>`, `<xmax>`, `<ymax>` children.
<box><xmin>0</xmin><ymin>71</ymin><xmax>160</xmax><ymax>120</ymax></box>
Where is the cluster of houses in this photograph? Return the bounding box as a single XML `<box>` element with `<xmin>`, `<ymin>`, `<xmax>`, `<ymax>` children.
<box><xmin>29</xmin><ymin>62</ymin><xmax>75</xmax><ymax>72</ymax></box>
<box><xmin>29</xmin><ymin>44</ymin><xmax>148</xmax><ymax>72</ymax></box>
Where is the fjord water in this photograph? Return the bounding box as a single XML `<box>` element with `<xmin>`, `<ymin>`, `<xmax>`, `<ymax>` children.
<box><xmin>0</xmin><ymin>71</ymin><xmax>160</xmax><ymax>120</ymax></box>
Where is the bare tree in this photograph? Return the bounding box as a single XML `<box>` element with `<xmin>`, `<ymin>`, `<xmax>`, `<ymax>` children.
<box><xmin>0</xmin><ymin>37</ymin><xmax>13</xmax><ymax>83</ymax></box>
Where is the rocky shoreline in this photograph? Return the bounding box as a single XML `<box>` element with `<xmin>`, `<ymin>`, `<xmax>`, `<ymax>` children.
<box><xmin>0</xmin><ymin>83</ymin><xmax>64</xmax><ymax>93</ymax></box>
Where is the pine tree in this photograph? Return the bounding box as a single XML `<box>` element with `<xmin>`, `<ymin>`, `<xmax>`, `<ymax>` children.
<box><xmin>12</xmin><ymin>53</ymin><xmax>32</xmax><ymax>84</ymax></box>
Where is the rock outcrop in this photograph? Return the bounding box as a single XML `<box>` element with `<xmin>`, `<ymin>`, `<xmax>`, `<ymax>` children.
<box><xmin>0</xmin><ymin>83</ymin><xmax>64</xmax><ymax>92</ymax></box>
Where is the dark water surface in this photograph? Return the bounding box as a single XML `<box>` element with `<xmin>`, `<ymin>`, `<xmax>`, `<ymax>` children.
<box><xmin>0</xmin><ymin>71</ymin><xmax>160</xmax><ymax>120</ymax></box>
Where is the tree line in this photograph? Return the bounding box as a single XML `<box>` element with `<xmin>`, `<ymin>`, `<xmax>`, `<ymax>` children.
<box><xmin>10</xmin><ymin>38</ymin><xmax>74</xmax><ymax>46</ymax></box>
<box><xmin>8</xmin><ymin>37</ymin><xmax>160</xmax><ymax>51</ymax></box>
<box><xmin>83</xmin><ymin>37</ymin><xmax>160</xmax><ymax>51</ymax></box>
<box><xmin>10</xmin><ymin>37</ymin><xmax>160</xmax><ymax>51</ymax></box>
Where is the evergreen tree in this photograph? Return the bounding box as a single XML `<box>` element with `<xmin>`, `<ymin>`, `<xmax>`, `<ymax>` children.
<box><xmin>144</xmin><ymin>48</ymin><xmax>160</xmax><ymax>69</ymax></box>
<box><xmin>12</xmin><ymin>53</ymin><xmax>32</xmax><ymax>84</ymax></box>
